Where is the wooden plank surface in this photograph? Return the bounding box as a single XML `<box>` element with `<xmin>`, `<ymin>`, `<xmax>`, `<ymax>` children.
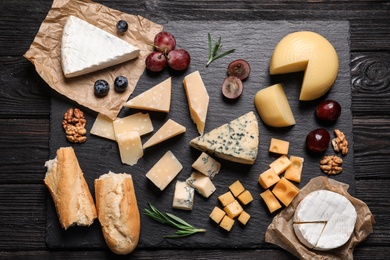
<box><xmin>0</xmin><ymin>0</ymin><xmax>389</xmax><ymax>258</ymax></box>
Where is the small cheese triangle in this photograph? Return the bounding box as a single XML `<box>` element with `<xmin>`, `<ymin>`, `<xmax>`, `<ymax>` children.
<box><xmin>61</xmin><ymin>15</ymin><xmax>140</xmax><ymax>78</ymax></box>
<box><xmin>189</xmin><ymin>111</ymin><xmax>259</xmax><ymax>165</ymax></box>
<box><xmin>143</xmin><ymin>119</ymin><xmax>186</xmax><ymax>149</ymax></box>
<box><xmin>124</xmin><ymin>77</ymin><xmax>172</xmax><ymax>113</ymax></box>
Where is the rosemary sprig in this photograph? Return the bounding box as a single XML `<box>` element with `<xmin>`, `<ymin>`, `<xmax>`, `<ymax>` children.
<box><xmin>144</xmin><ymin>203</ymin><xmax>206</xmax><ymax>238</ymax></box>
<box><xmin>206</xmin><ymin>33</ymin><xmax>235</xmax><ymax>67</ymax></box>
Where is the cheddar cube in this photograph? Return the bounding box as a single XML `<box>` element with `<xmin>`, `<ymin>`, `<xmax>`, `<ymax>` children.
<box><xmin>258</xmin><ymin>168</ymin><xmax>280</xmax><ymax>189</ymax></box>
<box><xmin>269</xmin><ymin>155</ymin><xmax>291</xmax><ymax>175</ymax></box>
<box><xmin>260</xmin><ymin>189</ymin><xmax>282</xmax><ymax>213</ymax></box>
<box><xmin>272</xmin><ymin>177</ymin><xmax>300</xmax><ymax>207</ymax></box>
<box><xmin>229</xmin><ymin>180</ymin><xmax>245</xmax><ymax>197</ymax></box>
<box><xmin>237</xmin><ymin>190</ymin><xmax>253</xmax><ymax>205</ymax></box>
<box><xmin>284</xmin><ymin>155</ymin><xmax>304</xmax><ymax>183</ymax></box>
<box><xmin>218</xmin><ymin>191</ymin><xmax>235</xmax><ymax>207</ymax></box>
<box><xmin>269</xmin><ymin>138</ymin><xmax>290</xmax><ymax>155</ymax></box>
<box><xmin>209</xmin><ymin>206</ymin><xmax>226</xmax><ymax>224</ymax></box>
<box><xmin>238</xmin><ymin>211</ymin><xmax>251</xmax><ymax>225</ymax></box>
<box><xmin>219</xmin><ymin>215</ymin><xmax>235</xmax><ymax>231</ymax></box>
<box><xmin>223</xmin><ymin>200</ymin><xmax>243</xmax><ymax>218</ymax></box>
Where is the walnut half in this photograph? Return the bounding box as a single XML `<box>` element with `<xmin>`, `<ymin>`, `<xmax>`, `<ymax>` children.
<box><xmin>62</xmin><ymin>108</ymin><xmax>87</xmax><ymax>143</ymax></box>
<box><xmin>320</xmin><ymin>155</ymin><xmax>343</xmax><ymax>175</ymax></box>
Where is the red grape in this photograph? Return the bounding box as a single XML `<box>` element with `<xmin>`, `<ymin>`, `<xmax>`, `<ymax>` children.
<box><xmin>154</xmin><ymin>31</ymin><xmax>176</xmax><ymax>54</ymax></box>
<box><xmin>316</xmin><ymin>100</ymin><xmax>341</xmax><ymax>122</ymax></box>
<box><xmin>145</xmin><ymin>51</ymin><xmax>167</xmax><ymax>72</ymax></box>
<box><xmin>227</xmin><ymin>59</ymin><xmax>251</xmax><ymax>80</ymax></box>
<box><xmin>167</xmin><ymin>49</ymin><xmax>190</xmax><ymax>71</ymax></box>
<box><xmin>306</xmin><ymin>128</ymin><xmax>331</xmax><ymax>153</ymax></box>
<box><xmin>221</xmin><ymin>76</ymin><xmax>243</xmax><ymax>99</ymax></box>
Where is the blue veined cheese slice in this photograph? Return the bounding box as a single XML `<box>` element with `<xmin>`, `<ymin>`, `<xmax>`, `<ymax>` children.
<box><xmin>293</xmin><ymin>190</ymin><xmax>357</xmax><ymax>251</ymax></box>
<box><xmin>189</xmin><ymin>111</ymin><xmax>259</xmax><ymax>165</ymax></box>
<box><xmin>191</xmin><ymin>152</ymin><xmax>221</xmax><ymax>180</ymax></box>
<box><xmin>61</xmin><ymin>15</ymin><xmax>140</xmax><ymax>78</ymax></box>
<box><xmin>172</xmin><ymin>181</ymin><xmax>195</xmax><ymax>210</ymax></box>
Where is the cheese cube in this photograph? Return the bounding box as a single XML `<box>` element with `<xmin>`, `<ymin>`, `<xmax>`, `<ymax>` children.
<box><xmin>258</xmin><ymin>168</ymin><xmax>280</xmax><ymax>189</ymax></box>
<box><xmin>229</xmin><ymin>180</ymin><xmax>245</xmax><ymax>197</ymax></box>
<box><xmin>237</xmin><ymin>190</ymin><xmax>253</xmax><ymax>205</ymax></box>
<box><xmin>284</xmin><ymin>155</ymin><xmax>304</xmax><ymax>183</ymax></box>
<box><xmin>116</xmin><ymin>131</ymin><xmax>143</xmax><ymax>166</ymax></box>
<box><xmin>260</xmin><ymin>189</ymin><xmax>282</xmax><ymax>213</ymax></box>
<box><xmin>218</xmin><ymin>191</ymin><xmax>235</xmax><ymax>207</ymax></box>
<box><xmin>192</xmin><ymin>152</ymin><xmax>221</xmax><ymax>179</ymax></box>
<box><xmin>223</xmin><ymin>200</ymin><xmax>243</xmax><ymax>218</ymax></box>
<box><xmin>269</xmin><ymin>138</ymin><xmax>289</xmax><ymax>155</ymax></box>
<box><xmin>172</xmin><ymin>181</ymin><xmax>195</xmax><ymax>210</ymax></box>
<box><xmin>113</xmin><ymin>112</ymin><xmax>153</xmax><ymax>137</ymax></box>
<box><xmin>209</xmin><ymin>206</ymin><xmax>226</xmax><ymax>224</ymax></box>
<box><xmin>90</xmin><ymin>113</ymin><xmax>116</xmax><ymax>140</ymax></box>
<box><xmin>238</xmin><ymin>211</ymin><xmax>251</xmax><ymax>225</ymax></box>
<box><xmin>219</xmin><ymin>215</ymin><xmax>235</xmax><ymax>232</ymax></box>
<box><xmin>145</xmin><ymin>151</ymin><xmax>183</xmax><ymax>191</ymax></box>
<box><xmin>272</xmin><ymin>177</ymin><xmax>300</xmax><ymax>207</ymax></box>
<box><xmin>269</xmin><ymin>155</ymin><xmax>291</xmax><ymax>175</ymax></box>
<box><xmin>186</xmin><ymin>172</ymin><xmax>216</xmax><ymax>198</ymax></box>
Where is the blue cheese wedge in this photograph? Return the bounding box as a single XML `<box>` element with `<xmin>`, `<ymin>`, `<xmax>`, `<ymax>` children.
<box><xmin>186</xmin><ymin>171</ymin><xmax>216</xmax><ymax>198</ymax></box>
<box><xmin>61</xmin><ymin>15</ymin><xmax>140</xmax><ymax>78</ymax></box>
<box><xmin>293</xmin><ymin>190</ymin><xmax>357</xmax><ymax>251</ymax></box>
<box><xmin>189</xmin><ymin>111</ymin><xmax>259</xmax><ymax>165</ymax></box>
<box><xmin>172</xmin><ymin>181</ymin><xmax>195</xmax><ymax>210</ymax></box>
<box><xmin>191</xmin><ymin>152</ymin><xmax>221</xmax><ymax>179</ymax></box>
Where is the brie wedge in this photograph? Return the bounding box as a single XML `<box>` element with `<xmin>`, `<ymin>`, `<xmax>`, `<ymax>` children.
<box><xmin>293</xmin><ymin>190</ymin><xmax>357</xmax><ymax>251</ymax></box>
<box><xmin>61</xmin><ymin>15</ymin><xmax>140</xmax><ymax>78</ymax></box>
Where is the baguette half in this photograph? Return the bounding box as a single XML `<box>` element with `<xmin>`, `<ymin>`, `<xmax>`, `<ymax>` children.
<box><xmin>95</xmin><ymin>172</ymin><xmax>140</xmax><ymax>255</ymax></box>
<box><xmin>44</xmin><ymin>146</ymin><xmax>97</xmax><ymax>229</ymax></box>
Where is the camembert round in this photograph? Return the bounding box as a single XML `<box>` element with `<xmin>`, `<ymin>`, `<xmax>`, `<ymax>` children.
<box><xmin>293</xmin><ymin>190</ymin><xmax>357</xmax><ymax>251</ymax></box>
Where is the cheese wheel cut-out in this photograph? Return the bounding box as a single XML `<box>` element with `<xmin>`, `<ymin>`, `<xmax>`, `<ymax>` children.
<box><xmin>270</xmin><ymin>31</ymin><xmax>339</xmax><ymax>101</ymax></box>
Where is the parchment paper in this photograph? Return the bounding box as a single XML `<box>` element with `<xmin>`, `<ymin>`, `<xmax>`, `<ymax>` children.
<box><xmin>265</xmin><ymin>176</ymin><xmax>375</xmax><ymax>259</ymax></box>
<box><xmin>24</xmin><ymin>0</ymin><xmax>163</xmax><ymax>120</ymax></box>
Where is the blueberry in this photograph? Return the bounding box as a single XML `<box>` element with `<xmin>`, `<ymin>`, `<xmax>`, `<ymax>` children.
<box><xmin>94</xmin><ymin>80</ymin><xmax>110</xmax><ymax>97</ymax></box>
<box><xmin>116</xmin><ymin>20</ymin><xmax>128</xmax><ymax>33</ymax></box>
<box><xmin>114</xmin><ymin>76</ymin><xmax>128</xmax><ymax>93</ymax></box>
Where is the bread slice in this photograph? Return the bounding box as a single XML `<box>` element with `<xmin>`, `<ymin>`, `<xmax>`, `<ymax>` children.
<box><xmin>95</xmin><ymin>172</ymin><xmax>140</xmax><ymax>255</ymax></box>
<box><xmin>44</xmin><ymin>147</ymin><xmax>97</xmax><ymax>229</ymax></box>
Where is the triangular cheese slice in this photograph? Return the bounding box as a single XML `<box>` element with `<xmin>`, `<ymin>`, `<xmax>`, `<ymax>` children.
<box><xmin>189</xmin><ymin>111</ymin><xmax>259</xmax><ymax>165</ymax></box>
<box><xmin>143</xmin><ymin>119</ymin><xmax>186</xmax><ymax>149</ymax></box>
<box><xmin>61</xmin><ymin>15</ymin><xmax>140</xmax><ymax>78</ymax></box>
<box><xmin>124</xmin><ymin>77</ymin><xmax>172</xmax><ymax>112</ymax></box>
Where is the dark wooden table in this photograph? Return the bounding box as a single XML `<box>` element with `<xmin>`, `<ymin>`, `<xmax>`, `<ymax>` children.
<box><xmin>1</xmin><ymin>0</ymin><xmax>389</xmax><ymax>259</ymax></box>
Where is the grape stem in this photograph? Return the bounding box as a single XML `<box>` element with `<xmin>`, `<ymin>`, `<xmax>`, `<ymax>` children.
<box><xmin>206</xmin><ymin>33</ymin><xmax>235</xmax><ymax>67</ymax></box>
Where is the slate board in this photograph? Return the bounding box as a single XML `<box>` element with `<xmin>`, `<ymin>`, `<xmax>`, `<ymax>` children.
<box><xmin>47</xmin><ymin>20</ymin><xmax>353</xmax><ymax>250</ymax></box>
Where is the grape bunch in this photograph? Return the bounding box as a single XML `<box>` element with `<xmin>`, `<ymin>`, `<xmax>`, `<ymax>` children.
<box><xmin>146</xmin><ymin>31</ymin><xmax>191</xmax><ymax>72</ymax></box>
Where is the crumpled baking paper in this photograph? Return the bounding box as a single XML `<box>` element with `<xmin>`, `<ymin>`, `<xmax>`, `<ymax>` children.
<box><xmin>24</xmin><ymin>0</ymin><xmax>163</xmax><ymax>120</ymax></box>
<box><xmin>265</xmin><ymin>176</ymin><xmax>375</xmax><ymax>260</ymax></box>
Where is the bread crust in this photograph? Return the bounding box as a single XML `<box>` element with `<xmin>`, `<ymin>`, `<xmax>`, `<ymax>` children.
<box><xmin>44</xmin><ymin>146</ymin><xmax>97</xmax><ymax>229</ymax></box>
<box><xmin>95</xmin><ymin>172</ymin><xmax>140</xmax><ymax>255</ymax></box>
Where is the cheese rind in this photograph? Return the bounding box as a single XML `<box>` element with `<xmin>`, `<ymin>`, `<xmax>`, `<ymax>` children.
<box><xmin>124</xmin><ymin>77</ymin><xmax>172</xmax><ymax>112</ymax></box>
<box><xmin>172</xmin><ymin>181</ymin><xmax>195</xmax><ymax>210</ymax></box>
<box><xmin>61</xmin><ymin>16</ymin><xmax>140</xmax><ymax>78</ymax></box>
<box><xmin>190</xmin><ymin>111</ymin><xmax>259</xmax><ymax>165</ymax></box>
<box><xmin>116</xmin><ymin>131</ymin><xmax>143</xmax><ymax>166</ymax></box>
<box><xmin>143</xmin><ymin>119</ymin><xmax>186</xmax><ymax>149</ymax></box>
<box><xmin>192</xmin><ymin>152</ymin><xmax>221</xmax><ymax>179</ymax></box>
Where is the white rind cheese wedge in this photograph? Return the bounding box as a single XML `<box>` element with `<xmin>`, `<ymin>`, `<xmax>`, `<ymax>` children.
<box><xmin>270</xmin><ymin>31</ymin><xmax>339</xmax><ymax>100</ymax></box>
<box><xmin>143</xmin><ymin>119</ymin><xmax>186</xmax><ymax>149</ymax></box>
<box><xmin>61</xmin><ymin>15</ymin><xmax>140</xmax><ymax>78</ymax></box>
<box><xmin>293</xmin><ymin>190</ymin><xmax>357</xmax><ymax>251</ymax></box>
<box><xmin>189</xmin><ymin>111</ymin><xmax>259</xmax><ymax>165</ymax></box>
<box><xmin>124</xmin><ymin>77</ymin><xmax>172</xmax><ymax>112</ymax></box>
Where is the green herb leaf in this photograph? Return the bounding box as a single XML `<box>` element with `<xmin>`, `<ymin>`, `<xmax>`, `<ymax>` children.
<box><xmin>144</xmin><ymin>203</ymin><xmax>206</xmax><ymax>239</ymax></box>
<box><xmin>206</xmin><ymin>33</ymin><xmax>235</xmax><ymax>67</ymax></box>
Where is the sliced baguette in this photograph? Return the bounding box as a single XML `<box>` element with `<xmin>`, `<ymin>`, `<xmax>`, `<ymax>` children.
<box><xmin>44</xmin><ymin>146</ymin><xmax>97</xmax><ymax>229</ymax></box>
<box><xmin>95</xmin><ymin>172</ymin><xmax>140</xmax><ymax>255</ymax></box>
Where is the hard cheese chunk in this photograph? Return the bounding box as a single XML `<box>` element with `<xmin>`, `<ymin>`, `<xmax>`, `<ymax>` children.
<box><xmin>293</xmin><ymin>190</ymin><xmax>357</xmax><ymax>251</ymax></box>
<box><xmin>183</xmin><ymin>71</ymin><xmax>209</xmax><ymax>135</ymax></box>
<box><xmin>90</xmin><ymin>113</ymin><xmax>116</xmax><ymax>141</ymax></box>
<box><xmin>260</xmin><ymin>189</ymin><xmax>282</xmax><ymax>213</ymax></box>
<box><xmin>258</xmin><ymin>168</ymin><xmax>280</xmax><ymax>189</ymax></box>
<box><xmin>172</xmin><ymin>181</ymin><xmax>195</xmax><ymax>210</ymax></box>
<box><xmin>219</xmin><ymin>215</ymin><xmax>235</xmax><ymax>232</ymax></box>
<box><xmin>254</xmin><ymin>84</ymin><xmax>295</xmax><ymax>127</ymax></box>
<box><xmin>272</xmin><ymin>177</ymin><xmax>300</xmax><ymax>206</ymax></box>
<box><xmin>238</xmin><ymin>211</ymin><xmax>251</xmax><ymax>225</ymax></box>
<box><xmin>269</xmin><ymin>31</ymin><xmax>339</xmax><ymax>101</ymax></box>
<box><xmin>269</xmin><ymin>155</ymin><xmax>291</xmax><ymax>175</ymax></box>
<box><xmin>190</xmin><ymin>111</ymin><xmax>259</xmax><ymax>165</ymax></box>
<box><xmin>124</xmin><ymin>77</ymin><xmax>172</xmax><ymax>112</ymax></box>
<box><xmin>218</xmin><ymin>191</ymin><xmax>235</xmax><ymax>207</ymax></box>
<box><xmin>143</xmin><ymin>119</ymin><xmax>186</xmax><ymax>149</ymax></box>
<box><xmin>116</xmin><ymin>131</ymin><xmax>143</xmax><ymax>166</ymax></box>
<box><xmin>186</xmin><ymin>171</ymin><xmax>216</xmax><ymax>198</ymax></box>
<box><xmin>269</xmin><ymin>138</ymin><xmax>290</xmax><ymax>155</ymax></box>
<box><xmin>229</xmin><ymin>180</ymin><xmax>246</xmax><ymax>197</ymax></box>
<box><xmin>224</xmin><ymin>200</ymin><xmax>243</xmax><ymax>219</ymax></box>
<box><xmin>237</xmin><ymin>190</ymin><xmax>253</xmax><ymax>205</ymax></box>
<box><xmin>284</xmin><ymin>155</ymin><xmax>304</xmax><ymax>183</ymax></box>
<box><xmin>61</xmin><ymin>16</ymin><xmax>140</xmax><ymax>78</ymax></box>
<box><xmin>192</xmin><ymin>152</ymin><xmax>221</xmax><ymax>179</ymax></box>
<box><xmin>145</xmin><ymin>151</ymin><xmax>183</xmax><ymax>191</ymax></box>
<box><xmin>210</xmin><ymin>206</ymin><xmax>226</xmax><ymax>224</ymax></box>
<box><xmin>113</xmin><ymin>112</ymin><xmax>153</xmax><ymax>137</ymax></box>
